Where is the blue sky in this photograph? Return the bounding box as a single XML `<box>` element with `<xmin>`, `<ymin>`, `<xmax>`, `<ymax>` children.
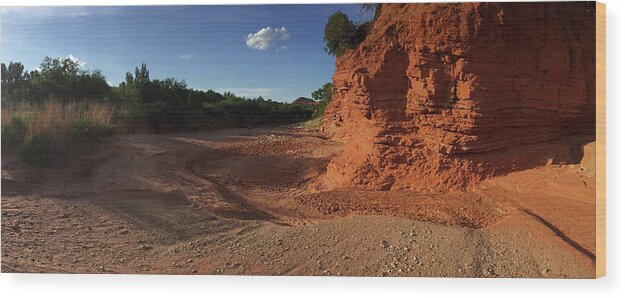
<box><xmin>1</xmin><ymin>5</ymin><xmax>373</xmax><ymax>102</ymax></box>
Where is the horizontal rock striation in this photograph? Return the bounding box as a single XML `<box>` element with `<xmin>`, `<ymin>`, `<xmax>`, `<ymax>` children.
<box><xmin>321</xmin><ymin>3</ymin><xmax>596</xmax><ymax>191</ymax></box>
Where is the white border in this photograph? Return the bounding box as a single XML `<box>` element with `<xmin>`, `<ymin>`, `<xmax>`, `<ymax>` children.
<box><xmin>1</xmin><ymin>1</ymin><xmax>623</xmax><ymax>298</ymax></box>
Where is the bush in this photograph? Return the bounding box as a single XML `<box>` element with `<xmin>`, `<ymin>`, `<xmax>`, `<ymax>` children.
<box><xmin>71</xmin><ymin>118</ymin><xmax>94</xmax><ymax>138</ymax></box>
<box><xmin>144</xmin><ymin>101</ymin><xmax>169</xmax><ymax>132</ymax></box>
<box><xmin>1</xmin><ymin>100</ymin><xmax>113</xmax><ymax>166</ymax></box>
<box><xmin>313</xmin><ymin>100</ymin><xmax>330</xmax><ymax>119</ymax></box>
<box><xmin>70</xmin><ymin>117</ymin><xmax>113</xmax><ymax>142</ymax></box>
<box><xmin>20</xmin><ymin>133</ymin><xmax>65</xmax><ymax>166</ymax></box>
<box><xmin>1</xmin><ymin>116</ymin><xmax>28</xmax><ymax>149</ymax></box>
<box><xmin>201</xmin><ymin>97</ymin><xmax>313</xmax><ymax>123</ymax></box>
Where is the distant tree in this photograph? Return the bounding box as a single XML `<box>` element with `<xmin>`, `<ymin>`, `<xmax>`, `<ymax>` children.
<box><xmin>124</xmin><ymin>72</ymin><xmax>135</xmax><ymax>85</ymax></box>
<box><xmin>1</xmin><ymin>62</ymin><xmax>27</xmax><ymax>84</ymax></box>
<box><xmin>311</xmin><ymin>82</ymin><xmax>333</xmax><ymax>118</ymax></box>
<box><xmin>312</xmin><ymin>82</ymin><xmax>332</xmax><ymax>102</ymax></box>
<box><xmin>28</xmin><ymin>56</ymin><xmax>111</xmax><ymax>101</ymax></box>
<box><xmin>222</xmin><ymin>91</ymin><xmax>239</xmax><ymax>101</ymax></box>
<box><xmin>1</xmin><ymin>62</ymin><xmax>29</xmax><ymax>102</ymax></box>
<box><xmin>38</xmin><ymin>57</ymin><xmax>68</xmax><ymax>81</ymax></box>
<box><xmin>186</xmin><ymin>89</ymin><xmax>225</xmax><ymax>110</ymax></box>
<box><xmin>134</xmin><ymin>63</ymin><xmax>150</xmax><ymax>84</ymax></box>
<box><xmin>0</xmin><ymin>57</ymin><xmax>111</xmax><ymax>102</ymax></box>
<box><xmin>162</xmin><ymin>77</ymin><xmax>187</xmax><ymax>90</ymax></box>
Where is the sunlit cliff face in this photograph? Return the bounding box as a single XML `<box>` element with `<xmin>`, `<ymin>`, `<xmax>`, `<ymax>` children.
<box><xmin>322</xmin><ymin>3</ymin><xmax>596</xmax><ymax>191</ymax></box>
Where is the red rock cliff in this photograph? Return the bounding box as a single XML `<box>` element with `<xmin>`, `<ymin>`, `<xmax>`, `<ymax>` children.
<box><xmin>322</xmin><ymin>3</ymin><xmax>596</xmax><ymax>191</ymax></box>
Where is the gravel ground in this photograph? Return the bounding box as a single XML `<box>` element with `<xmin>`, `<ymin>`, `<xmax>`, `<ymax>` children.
<box><xmin>1</xmin><ymin>126</ymin><xmax>595</xmax><ymax>277</ymax></box>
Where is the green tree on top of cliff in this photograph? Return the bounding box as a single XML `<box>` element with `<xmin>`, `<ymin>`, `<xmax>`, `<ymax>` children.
<box><xmin>359</xmin><ymin>3</ymin><xmax>381</xmax><ymax>21</ymax></box>
<box><xmin>323</xmin><ymin>11</ymin><xmax>367</xmax><ymax>57</ymax></box>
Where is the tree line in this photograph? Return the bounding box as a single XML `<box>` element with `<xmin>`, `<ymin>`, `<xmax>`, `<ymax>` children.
<box><xmin>1</xmin><ymin>57</ymin><xmax>314</xmax><ymax>132</ymax></box>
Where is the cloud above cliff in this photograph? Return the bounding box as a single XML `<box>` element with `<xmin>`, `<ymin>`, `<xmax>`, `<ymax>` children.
<box><xmin>244</xmin><ymin>26</ymin><xmax>290</xmax><ymax>50</ymax></box>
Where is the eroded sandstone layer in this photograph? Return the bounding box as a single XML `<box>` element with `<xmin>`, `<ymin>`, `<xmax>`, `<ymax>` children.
<box><xmin>322</xmin><ymin>3</ymin><xmax>596</xmax><ymax>191</ymax></box>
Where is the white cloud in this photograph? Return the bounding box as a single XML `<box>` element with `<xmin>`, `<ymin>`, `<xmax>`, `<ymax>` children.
<box><xmin>68</xmin><ymin>54</ymin><xmax>86</xmax><ymax>67</ymax></box>
<box><xmin>244</xmin><ymin>26</ymin><xmax>289</xmax><ymax>51</ymax></box>
<box><xmin>178</xmin><ymin>54</ymin><xmax>193</xmax><ymax>60</ymax></box>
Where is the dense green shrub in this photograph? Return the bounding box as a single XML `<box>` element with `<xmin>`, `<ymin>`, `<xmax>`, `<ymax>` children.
<box><xmin>70</xmin><ymin>117</ymin><xmax>113</xmax><ymax>142</ymax></box>
<box><xmin>202</xmin><ymin>97</ymin><xmax>313</xmax><ymax>122</ymax></box>
<box><xmin>20</xmin><ymin>133</ymin><xmax>65</xmax><ymax>166</ymax></box>
<box><xmin>1</xmin><ymin>117</ymin><xmax>28</xmax><ymax>148</ymax></box>
<box><xmin>144</xmin><ymin>101</ymin><xmax>170</xmax><ymax>132</ymax></box>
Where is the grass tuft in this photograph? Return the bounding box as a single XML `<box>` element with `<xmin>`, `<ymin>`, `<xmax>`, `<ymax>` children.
<box><xmin>300</xmin><ymin>116</ymin><xmax>324</xmax><ymax>130</ymax></box>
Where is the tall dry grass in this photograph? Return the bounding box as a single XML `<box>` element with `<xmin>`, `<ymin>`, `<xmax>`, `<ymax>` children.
<box><xmin>2</xmin><ymin>100</ymin><xmax>113</xmax><ymax>141</ymax></box>
<box><xmin>2</xmin><ymin>100</ymin><xmax>114</xmax><ymax>165</ymax></box>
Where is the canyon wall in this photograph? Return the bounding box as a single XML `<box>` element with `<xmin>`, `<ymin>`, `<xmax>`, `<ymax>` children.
<box><xmin>321</xmin><ymin>3</ymin><xmax>596</xmax><ymax>191</ymax></box>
